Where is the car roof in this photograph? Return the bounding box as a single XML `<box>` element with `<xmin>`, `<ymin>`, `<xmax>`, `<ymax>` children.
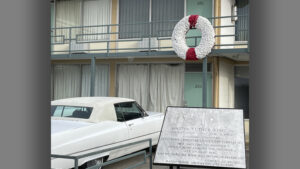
<box><xmin>51</xmin><ymin>97</ymin><xmax>135</xmax><ymax>107</ymax></box>
<box><xmin>51</xmin><ymin>97</ymin><xmax>136</xmax><ymax>123</ymax></box>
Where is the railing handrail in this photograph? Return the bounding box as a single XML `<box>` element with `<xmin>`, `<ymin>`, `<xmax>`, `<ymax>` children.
<box><xmin>51</xmin><ymin>15</ymin><xmax>248</xmax><ymax>30</ymax></box>
<box><xmin>51</xmin><ymin>15</ymin><xmax>249</xmax><ymax>57</ymax></box>
<box><xmin>51</xmin><ymin>138</ymin><xmax>153</xmax><ymax>169</ymax></box>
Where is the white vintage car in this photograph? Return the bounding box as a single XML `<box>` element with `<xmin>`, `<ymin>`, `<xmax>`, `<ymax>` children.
<box><xmin>51</xmin><ymin>97</ymin><xmax>164</xmax><ymax>169</ymax></box>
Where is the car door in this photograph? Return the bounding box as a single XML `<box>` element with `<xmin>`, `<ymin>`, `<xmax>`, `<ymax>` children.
<box><xmin>114</xmin><ymin>102</ymin><xmax>154</xmax><ymax>139</ymax></box>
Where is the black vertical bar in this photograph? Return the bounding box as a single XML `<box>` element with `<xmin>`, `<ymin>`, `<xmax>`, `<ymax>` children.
<box><xmin>74</xmin><ymin>158</ymin><xmax>78</xmax><ymax>169</ymax></box>
<box><xmin>202</xmin><ymin>57</ymin><xmax>207</xmax><ymax>107</ymax></box>
<box><xmin>149</xmin><ymin>139</ymin><xmax>152</xmax><ymax>169</ymax></box>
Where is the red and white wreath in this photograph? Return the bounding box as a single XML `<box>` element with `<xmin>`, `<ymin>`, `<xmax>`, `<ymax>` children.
<box><xmin>172</xmin><ymin>15</ymin><xmax>215</xmax><ymax>60</ymax></box>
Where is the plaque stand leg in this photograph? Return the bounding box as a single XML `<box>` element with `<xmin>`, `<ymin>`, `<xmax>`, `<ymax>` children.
<box><xmin>202</xmin><ymin>56</ymin><xmax>207</xmax><ymax>108</ymax></box>
<box><xmin>169</xmin><ymin>166</ymin><xmax>180</xmax><ymax>169</ymax></box>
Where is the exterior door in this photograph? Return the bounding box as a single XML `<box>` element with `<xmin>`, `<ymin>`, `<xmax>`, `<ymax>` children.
<box><xmin>184</xmin><ymin>72</ymin><xmax>212</xmax><ymax>107</ymax></box>
<box><xmin>186</xmin><ymin>0</ymin><xmax>213</xmax><ymax>47</ymax></box>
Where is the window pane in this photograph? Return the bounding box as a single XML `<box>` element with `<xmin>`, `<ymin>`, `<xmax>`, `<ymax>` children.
<box><xmin>62</xmin><ymin>106</ymin><xmax>76</xmax><ymax>116</ymax></box>
<box><xmin>114</xmin><ymin>104</ymin><xmax>125</xmax><ymax>122</ymax></box>
<box><xmin>119</xmin><ymin>0</ymin><xmax>149</xmax><ymax>39</ymax></box>
<box><xmin>51</xmin><ymin>106</ymin><xmax>63</xmax><ymax>117</ymax></box>
<box><xmin>115</xmin><ymin>102</ymin><xmax>143</xmax><ymax>121</ymax></box>
<box><xmin>151</xmin><ymin>0</ymin><xmax>184</xmax><ymax>37</ymax></box>
<box><xmin>235</xmin><ymin>0</ymin><xmax>249</xmax><ymax>41</ymax></box>
<box><xmin>51</xmin><ymin>106</ymin><xmax>93</xmax><ymax>119</ymax></box>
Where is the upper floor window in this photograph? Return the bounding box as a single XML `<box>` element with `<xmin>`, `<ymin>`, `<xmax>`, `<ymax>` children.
<box><xmin>114</xmin><ymin>102</ymin><xmax>147</xmax><ymax>122</ymax></box>
<box><xmin>235</xmin><ymin>0</ymin><xmax>249</xmax><ymax>41</ymax></box>
<box><xmin>118</xmin><ymin>0</ymin><xmax>184</xmax><ymax>39</ymax></box>
<box><xmin>53</xmin><ymin>0</ymin><xmax>111</xmax><ymax>41</ymax></box>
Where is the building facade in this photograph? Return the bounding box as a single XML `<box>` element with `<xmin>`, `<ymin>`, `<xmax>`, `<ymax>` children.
<box><xmin>50</xmin><ymin>0</ymin><xmax>249</xmax><ymax>118</ymax></box>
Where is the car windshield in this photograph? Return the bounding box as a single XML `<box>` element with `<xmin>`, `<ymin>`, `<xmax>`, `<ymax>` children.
<box><xmin>51</xmin><ymin>105</ymin><xmax>93</xmax><ymax>119</ymax></box>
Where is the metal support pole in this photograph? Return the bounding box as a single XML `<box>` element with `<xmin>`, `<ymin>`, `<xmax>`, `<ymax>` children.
<box><xmin>74</xmin><ymin>158</ymin><xmax>79</xmax><ymax>169</ymax></box>
<box><xmin>148</xmin><ymin>22</ymin><xmax>151</xmax><ymax>55</ymax></box>
<box><xmin>202</xmin><ymin>56</ymin><xmax>207</xmax><ymax>107</ymax></box>
<box><xmin>169</xmin><ymin>166</ymin><xmax>173</xmax><ymax>169</ymax></box>
<box><xmin>90</xmin><ymin>57</ymin><xmax>96</xmax><ymax>96</ymax></box>
<box><xmin>149</xmin><ymin>139</ymin><xmax>152</xmax><ymax>169</ymax></box>
<box><xmin>69</xmin><ymin>27</ymin><xmax>72</xmax><ymax>57</ymax></box>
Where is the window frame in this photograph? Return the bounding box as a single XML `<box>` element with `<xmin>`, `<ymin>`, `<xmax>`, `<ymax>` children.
<box><xmin>118</xmin><ymin>0</ymin><xmax>186</xmax><ymax>39</ymax></box>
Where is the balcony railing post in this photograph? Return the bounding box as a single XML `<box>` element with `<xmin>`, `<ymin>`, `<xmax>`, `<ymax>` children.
<box><xmin>247</xmin><ymin>15</ymin><xmax>250</xmax><ymax>52</ymax></box>
<box><xmin>148</xmin><ymin>22</ymin><xmax>151</xmax><ymax>54</ymax></box>
<box><xmin>149</xmin><ymin>139</ymin><xmax>152</xmax><ymax>169</ymax></box>
<box><xmin>51</xmin><ymin>29</ymin><xmax>53</xmax><ymax>54</ymax></box>
<box><xmin>107</xmin><ymin>25</ymin><xmax>110</xmax><ymax>56</ymax></box>
<box><xmin>69</xmin><ymin>27</ymin><xmax>72</xmax><ymax>57</ymax></box>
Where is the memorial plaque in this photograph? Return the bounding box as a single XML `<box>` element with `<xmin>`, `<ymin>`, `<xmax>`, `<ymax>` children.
<box><xmin>154</xmin><ymin>107</ymin><xmax>246</xmax><ymax>168</ymax></box>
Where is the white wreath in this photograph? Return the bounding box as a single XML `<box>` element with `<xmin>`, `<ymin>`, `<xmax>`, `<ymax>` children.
<box><xmin>172</xmin><ymin>15</ymin><xmax>215</xmax><ymax>60</ymax></box>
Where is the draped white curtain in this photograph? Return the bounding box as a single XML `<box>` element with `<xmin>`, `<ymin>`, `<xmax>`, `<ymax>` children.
<box><xmin>117</xmin><ymin>64</ymin><xmax>184</xmax><ymax>112</ymax></box>
<box><xmin>55</xmin><ymin>0</ymin><xmax>110</xmax><ymax>42</ymax></box>
<box><xmin>83</xmin><ymin>0</ymin><xmax>111</xmax><ymax>41</ymax></box>
<box><xmin>81</xmin><ymin>64</ymin><xmax>109</xmax><ymax>96</ymax></box>
<box><xmin>55</xmin><ymin>0</ymin><xmax>82</xmax><ymax>41</ymax></box>
<box><xmin>53</xmin><ymin>64</ymin><xmax>81</xmax><ymax>100</ymax></box>
<box><xmin>117</xmin><ymin>64</ymin><xmax>150</xmax><ymax>109</ymax></box>
<box><xmin>51</xmin><ymin>64</ymin><xmax>109</xmax><ymax>100</ymax></box>
<box><xmin>55</xmin><ymin>0</ymin><xmax>82</xmax><ymax>28</ymax></box>
<box><xmin>148</xmin><ymin>64</ymin><xmax>185</xmax><ymax>112</ymax></box>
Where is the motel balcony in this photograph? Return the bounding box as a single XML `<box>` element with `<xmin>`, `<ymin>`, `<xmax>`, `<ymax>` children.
<box><xmin>51</xmin><ymin>15</ymin><xmax>249</xmax><ymax>61</ymax></box>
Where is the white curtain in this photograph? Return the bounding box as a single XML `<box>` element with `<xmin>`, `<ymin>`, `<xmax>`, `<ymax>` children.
<box><xmin>83</xmin><ymin>0</ymin><xmax>111</xmax><ymax>41</ymax></box>
<box><xmin>148</xmin><ymin>64</ymin><xmax>185</xmax><ymax>112</ymax></box>
<box><xmin>55</xmin><ymin>0</ymin><xmax>110</xmax><ymax>42</ymax></box>
<box><xmin>53</xmin><ymin>64</ymin><xmax>81</xmax><ymax>100</ymax></box>
<box><xmin>117</xmin><ymin>64</ymin><xmax>185</xmax><ymax>112</ymax></box>
<box><xmin>117</xmin><ymin>64</ymin><xmax>150</xmax><ymax>109</ymax></box>
<box><xmin>55</xmin><ymin>0</ymin><xmax>82</xmax><ymax>27</ymax></box>
<box><xmin>81</xmin><ymin>64</ymin><xmax>109</xmax><ymax>96</ymax></box>
<box><xmin>55</xmin><ymin>0</ymin><xmax>82</xmax><ymax>41</ymax></box>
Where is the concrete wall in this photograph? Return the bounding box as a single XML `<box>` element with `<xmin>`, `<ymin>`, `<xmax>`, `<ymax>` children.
<box><xmin>218</xmin><ymin>58</ymin><xmax>235</xmax><ymax>108</ymax></box>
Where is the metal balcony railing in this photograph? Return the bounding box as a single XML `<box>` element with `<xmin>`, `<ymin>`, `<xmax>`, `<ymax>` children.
<box><xmin>51</xmin><ymin>15</ymin><xmax>249</xmax><ymax>58</ymax></box>
<box><xmin>51</xmin><ymin>139</ymin><xmax>153</xmax><ymax>169</ymax></box>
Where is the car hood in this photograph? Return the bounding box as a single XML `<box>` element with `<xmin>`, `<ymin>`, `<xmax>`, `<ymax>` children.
<box><xmin>51</xmin><ymin>119</ymin><xmax>94</xmax><ymax>135</ymax></box>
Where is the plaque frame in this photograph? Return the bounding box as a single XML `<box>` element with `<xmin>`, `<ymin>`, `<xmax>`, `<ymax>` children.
<box><xmin>153</xmin><ymin>106</ymin><xmax>247</xmax><ymax>169</ymax></box>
